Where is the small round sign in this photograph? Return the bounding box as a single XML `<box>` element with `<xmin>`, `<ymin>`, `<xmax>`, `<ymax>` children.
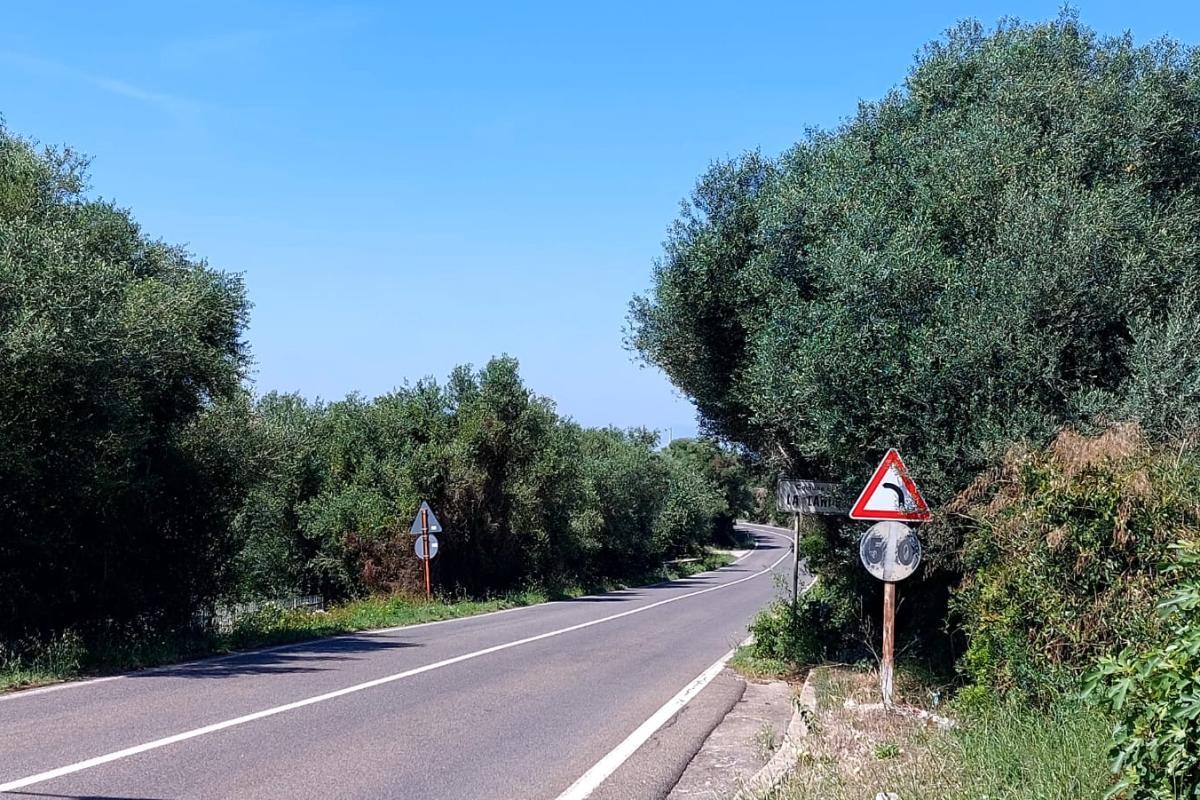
<box><xmin>859</xmin><ymin>521</ymin><xmax>921</xmax><ymax>582</ymax></box>
<box><xmin>414</xmin><ymin>533</ymin><xmax>440</xmax><ymax>560</ymax></box>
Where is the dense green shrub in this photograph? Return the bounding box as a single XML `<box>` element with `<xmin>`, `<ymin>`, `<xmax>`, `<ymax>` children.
<box><xmin>1086</xmin><ymin>543</ymin><xmax>1200</xmax><ymax>799</ymax></box>
<box><xmin>232</xmin><ymin>358</ymin><xmax>749</xmax><ymax>601</ymax></box>
<box><xmin>952</xmin><ymin>425</ymin><xmax>1200</xmax><ymax>701</ymax></box>
<box><xmin>232</xmin><ymin>393</ymin><xmax>329</xmax><ymax>600</ymax></box>
<box><xmin>0</xmin><ymin>123</ymin><xmax>251</xmax><ymax>638</ymax></box>
<box><xmin>749</xmin><ymin>581</ymin><xmax>860</xmax><ymax>666</ymax></box>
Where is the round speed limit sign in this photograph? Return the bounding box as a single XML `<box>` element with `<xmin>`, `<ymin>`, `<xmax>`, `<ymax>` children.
<box><xmin>859</xmin><ymin>521</ymin><xmax>922</xmax><ymax>581</ymax></box>
<box><xmin>414</xmin><ymin>533</ymin><xmax>440</xmax><ymax>560</ymax></box>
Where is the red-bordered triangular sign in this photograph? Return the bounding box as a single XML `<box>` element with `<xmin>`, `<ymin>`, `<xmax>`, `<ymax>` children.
<box><xmin>849</xmin><ymin>449</ymin><xmax>931</xmax><ymax>522</ymax></box>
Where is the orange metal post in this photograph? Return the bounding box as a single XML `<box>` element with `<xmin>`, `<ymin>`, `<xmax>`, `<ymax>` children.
<box><xmin>421</xmin><ymin>508</ymin><xmax>431</xmax><ymax>600</ymax></box>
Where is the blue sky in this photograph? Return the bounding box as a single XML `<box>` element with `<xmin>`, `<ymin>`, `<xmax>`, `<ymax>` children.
<box><xmin>3</xmin><ymin>1</ymin><xmax>1198</xmax><ymax>438</ymax></box>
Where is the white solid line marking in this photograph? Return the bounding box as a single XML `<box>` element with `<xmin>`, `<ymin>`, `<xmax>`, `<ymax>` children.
<box><xmin>1</xmin><ymin>527</ymin><xmax>786</xmax><ymax>704</ymax></box>
<box><xmin>0</xmin><ymin>541</ymin><xmax>789</xmax><ymax>793</ymax></box>
<box><xmin>556</xmin><ymin>544</ymin><xmax>814</xmax><ymax>800</ymax></box>
<box><xmin>554</xmin><ymin>647</ymin><xmax>738</xmax><ymax>800</ymax></box>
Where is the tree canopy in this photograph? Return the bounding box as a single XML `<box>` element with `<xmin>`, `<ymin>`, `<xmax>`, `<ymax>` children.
<box><xmin>631</xmin><ymin>14</ymin><xmax>1200</xmax><ymax>503</ymax></box>
<box><xmin>235</xmin><ymin>359</ymin><xmax>747</xmax><ymax>601</ymax></box>
<box><xmin>0</xmin><ymin>124</ymin><xmax>251</xmax><ymax>636</ymax></box>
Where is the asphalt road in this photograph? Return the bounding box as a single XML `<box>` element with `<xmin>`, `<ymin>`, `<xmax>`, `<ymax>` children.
<box><xmin>0</xmin><ymin>523</ymin><xmax>796</xmax><ymax>800</ymax></box>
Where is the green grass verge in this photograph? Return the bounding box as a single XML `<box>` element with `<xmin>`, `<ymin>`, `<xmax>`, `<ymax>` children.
<box><xmin>0</xmin><ymin>592</ymin><xmax>549</xmax><ymax>695</ymax></box>
<box><xmin>945</xmin><ymin>701</ymin><xmax>1112</xmax><ymax>799</ymax></box>
<box><xmin>728</xmin><ymin>643</ymin><xmax>802</xmax><ymax>681</ymax></box>
<box><xmin>1</xmin><ymin>548</ymin><xmax>736</xmax><ymax>694</ymax></box>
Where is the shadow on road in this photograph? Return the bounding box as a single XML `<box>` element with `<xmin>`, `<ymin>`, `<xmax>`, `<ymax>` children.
<box><xmin>559</xmin><ymin>543</ymin><xmax>784</xmax><ymax>605</ymax></box>
<box><xmin>129</xmin><ymin>636</ymin><xmax>420</xmax><ymax>680</ymax></box>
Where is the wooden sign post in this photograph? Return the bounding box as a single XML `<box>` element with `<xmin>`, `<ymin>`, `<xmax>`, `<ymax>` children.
<box><xmin>421</xmin><ymin>507</ymin><xmax>432</xmax><ymax>600</ymax></box>
<box><xmin>882</xmin><ymin>581</ymin><xmax>896</xmax><ymax>704</ymax></box>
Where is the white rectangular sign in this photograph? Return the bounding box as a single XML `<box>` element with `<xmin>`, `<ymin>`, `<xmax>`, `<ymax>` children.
<box><xmin>777</xmin><ymin>479</ymin><xmax>846</xmax><ymax>515</ymax></box>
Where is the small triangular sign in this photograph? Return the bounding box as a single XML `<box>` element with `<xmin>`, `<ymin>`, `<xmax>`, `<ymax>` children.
<box><xmin>849</xmin><ymin>449</ymin><xmax>931</xmax><ymax>522</ymax></box>
<box><xmin>409</xmin><ymin>500</ymin><xmax>443</xmax><ymax>535</ymax></box>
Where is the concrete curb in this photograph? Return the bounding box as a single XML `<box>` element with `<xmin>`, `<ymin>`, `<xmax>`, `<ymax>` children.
<box><xmin>732</xmin><ymin>670</ymin><xmax>817</xmax><ymax>800</ymax></box>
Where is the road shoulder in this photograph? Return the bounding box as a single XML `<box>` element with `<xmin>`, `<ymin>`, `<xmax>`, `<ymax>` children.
<box><xmin>585</xmin><ymin>669</ymin><xmax>747</xmax><ymax>800</ymax></box>
<box><xmin>669</xmin><ymin>673</ymin><xmax>797</xmax><ymax>799</ymax></box>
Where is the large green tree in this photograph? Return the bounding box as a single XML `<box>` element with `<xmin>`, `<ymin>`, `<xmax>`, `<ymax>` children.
<box><xmin>631</xmin><ymin>14</ymin><xmax>1200</xmax><ymax>501</ymax></box>
<box><xmin>631</xmin><ymin>14</ymin><xmax>1200</xmax><ymax>662</ymax></box>
<box><xmin>0</xmin><ymin>125</ymin><xmax>251</xmax><ymax>636</ymax></box>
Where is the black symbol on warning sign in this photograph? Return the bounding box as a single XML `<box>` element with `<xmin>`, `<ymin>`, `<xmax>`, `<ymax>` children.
<box><xmin>882</xmin><ymin>482</ymin><xmax>906</xmax><ymax>507</ymax></box>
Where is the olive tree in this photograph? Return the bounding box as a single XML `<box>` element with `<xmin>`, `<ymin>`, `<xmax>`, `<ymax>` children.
<box><xmin>631</xmin><ymin>13</ymin><xmax>1200</xmax><ymax>658</ymax></box>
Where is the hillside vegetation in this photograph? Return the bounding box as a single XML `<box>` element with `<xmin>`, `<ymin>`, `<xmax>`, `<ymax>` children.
<box><xmin>235</xmin><ymin>373</ymin><xmax>748</xmax><ymax>602</ymax></box>
<box><xmin>0</xmin><ymin>122</ymin><xmax>750</xmax><ymax>682</ymax></box>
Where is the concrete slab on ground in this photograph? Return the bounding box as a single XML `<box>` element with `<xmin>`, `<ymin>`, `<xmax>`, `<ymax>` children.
<box><xmin>668</xmin><ymin>674</ymin><xmax>796</xmax><ymax>800</ymax></box>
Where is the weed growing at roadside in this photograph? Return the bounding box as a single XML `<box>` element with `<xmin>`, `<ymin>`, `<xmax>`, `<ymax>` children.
<box><xmin>755</xmin><ymin>722</ymin><xmax>779</xmax><ymax>761</ymax></box>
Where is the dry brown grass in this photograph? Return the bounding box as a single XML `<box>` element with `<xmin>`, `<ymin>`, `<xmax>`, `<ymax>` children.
<box><xmin>773</xmin><ymin>708</ymin><xmax>948</xmax><ymax>799</ymax></box>
<box><xmin>1048</xmin><ymin>422</ymin><xmax>1147</xmax><ymax>478</ymax></box>
<box><xmin>760</xmin><ymin>667</ymin><xmax>1111</xmax><ymax>800</ymax></box>
<box><xmin>945</xmin><ymin>423</ymin><xmax>1152</xmax><ymax>523</ymax></box>
<box><xmin>766</xmin><ymin>668</ymin><xmax>951</xmax><ymax>800</ymax></box>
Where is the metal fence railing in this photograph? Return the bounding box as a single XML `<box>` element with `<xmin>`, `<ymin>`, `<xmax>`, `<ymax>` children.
<box><xmin>194</xmin><ymin>595</ymin><xmax>325</xmax><ymax>633</ymax></box>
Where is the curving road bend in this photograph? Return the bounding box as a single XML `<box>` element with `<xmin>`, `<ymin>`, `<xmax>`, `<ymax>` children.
<box><xmin>0</xmin><ymin>523</ymin><xmax>796</xmax><ymax>800</ymax></box>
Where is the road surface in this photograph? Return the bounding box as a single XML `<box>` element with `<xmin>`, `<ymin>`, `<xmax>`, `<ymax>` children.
<box><xmin>0</xmin><ymin>524</ymin><xmax>796</xmax><ymax>800</ymax></box>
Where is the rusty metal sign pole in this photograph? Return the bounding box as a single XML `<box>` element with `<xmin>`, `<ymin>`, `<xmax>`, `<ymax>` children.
<box><xmin>421</xmin><ymin>507</ymin><xmax>432</xmax><ymax>600</ymax></box>
<box><xmin>881</xmin><ymin>581</ymin><xmax>896</xmax><ymax>706</ymax></box>
<box><xmin>779</xmin><ymin>479</ymin><xmax>847</xmax><ymax>616</ymax></box>
<box><xmin>791</xmin><ymin>513</ymin><xmax>802</xmax><ymax>613</ymax></box>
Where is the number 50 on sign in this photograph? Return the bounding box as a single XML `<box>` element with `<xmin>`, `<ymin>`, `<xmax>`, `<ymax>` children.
<box><xmin>858</xmin><ymin>520</ymin><xmax>922</xmax><ymax>582</ymax></box>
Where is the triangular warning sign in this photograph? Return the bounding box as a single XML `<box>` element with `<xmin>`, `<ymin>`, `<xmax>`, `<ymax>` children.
<box><xmin>409</xmin><ymin>500</ymin><xmax>443</xmax><ymax>535</ymax></box>
<box><xmin>849</xmin><ymin>449</ymin><xmax>931</xmax><ymax>522</ymax></box>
